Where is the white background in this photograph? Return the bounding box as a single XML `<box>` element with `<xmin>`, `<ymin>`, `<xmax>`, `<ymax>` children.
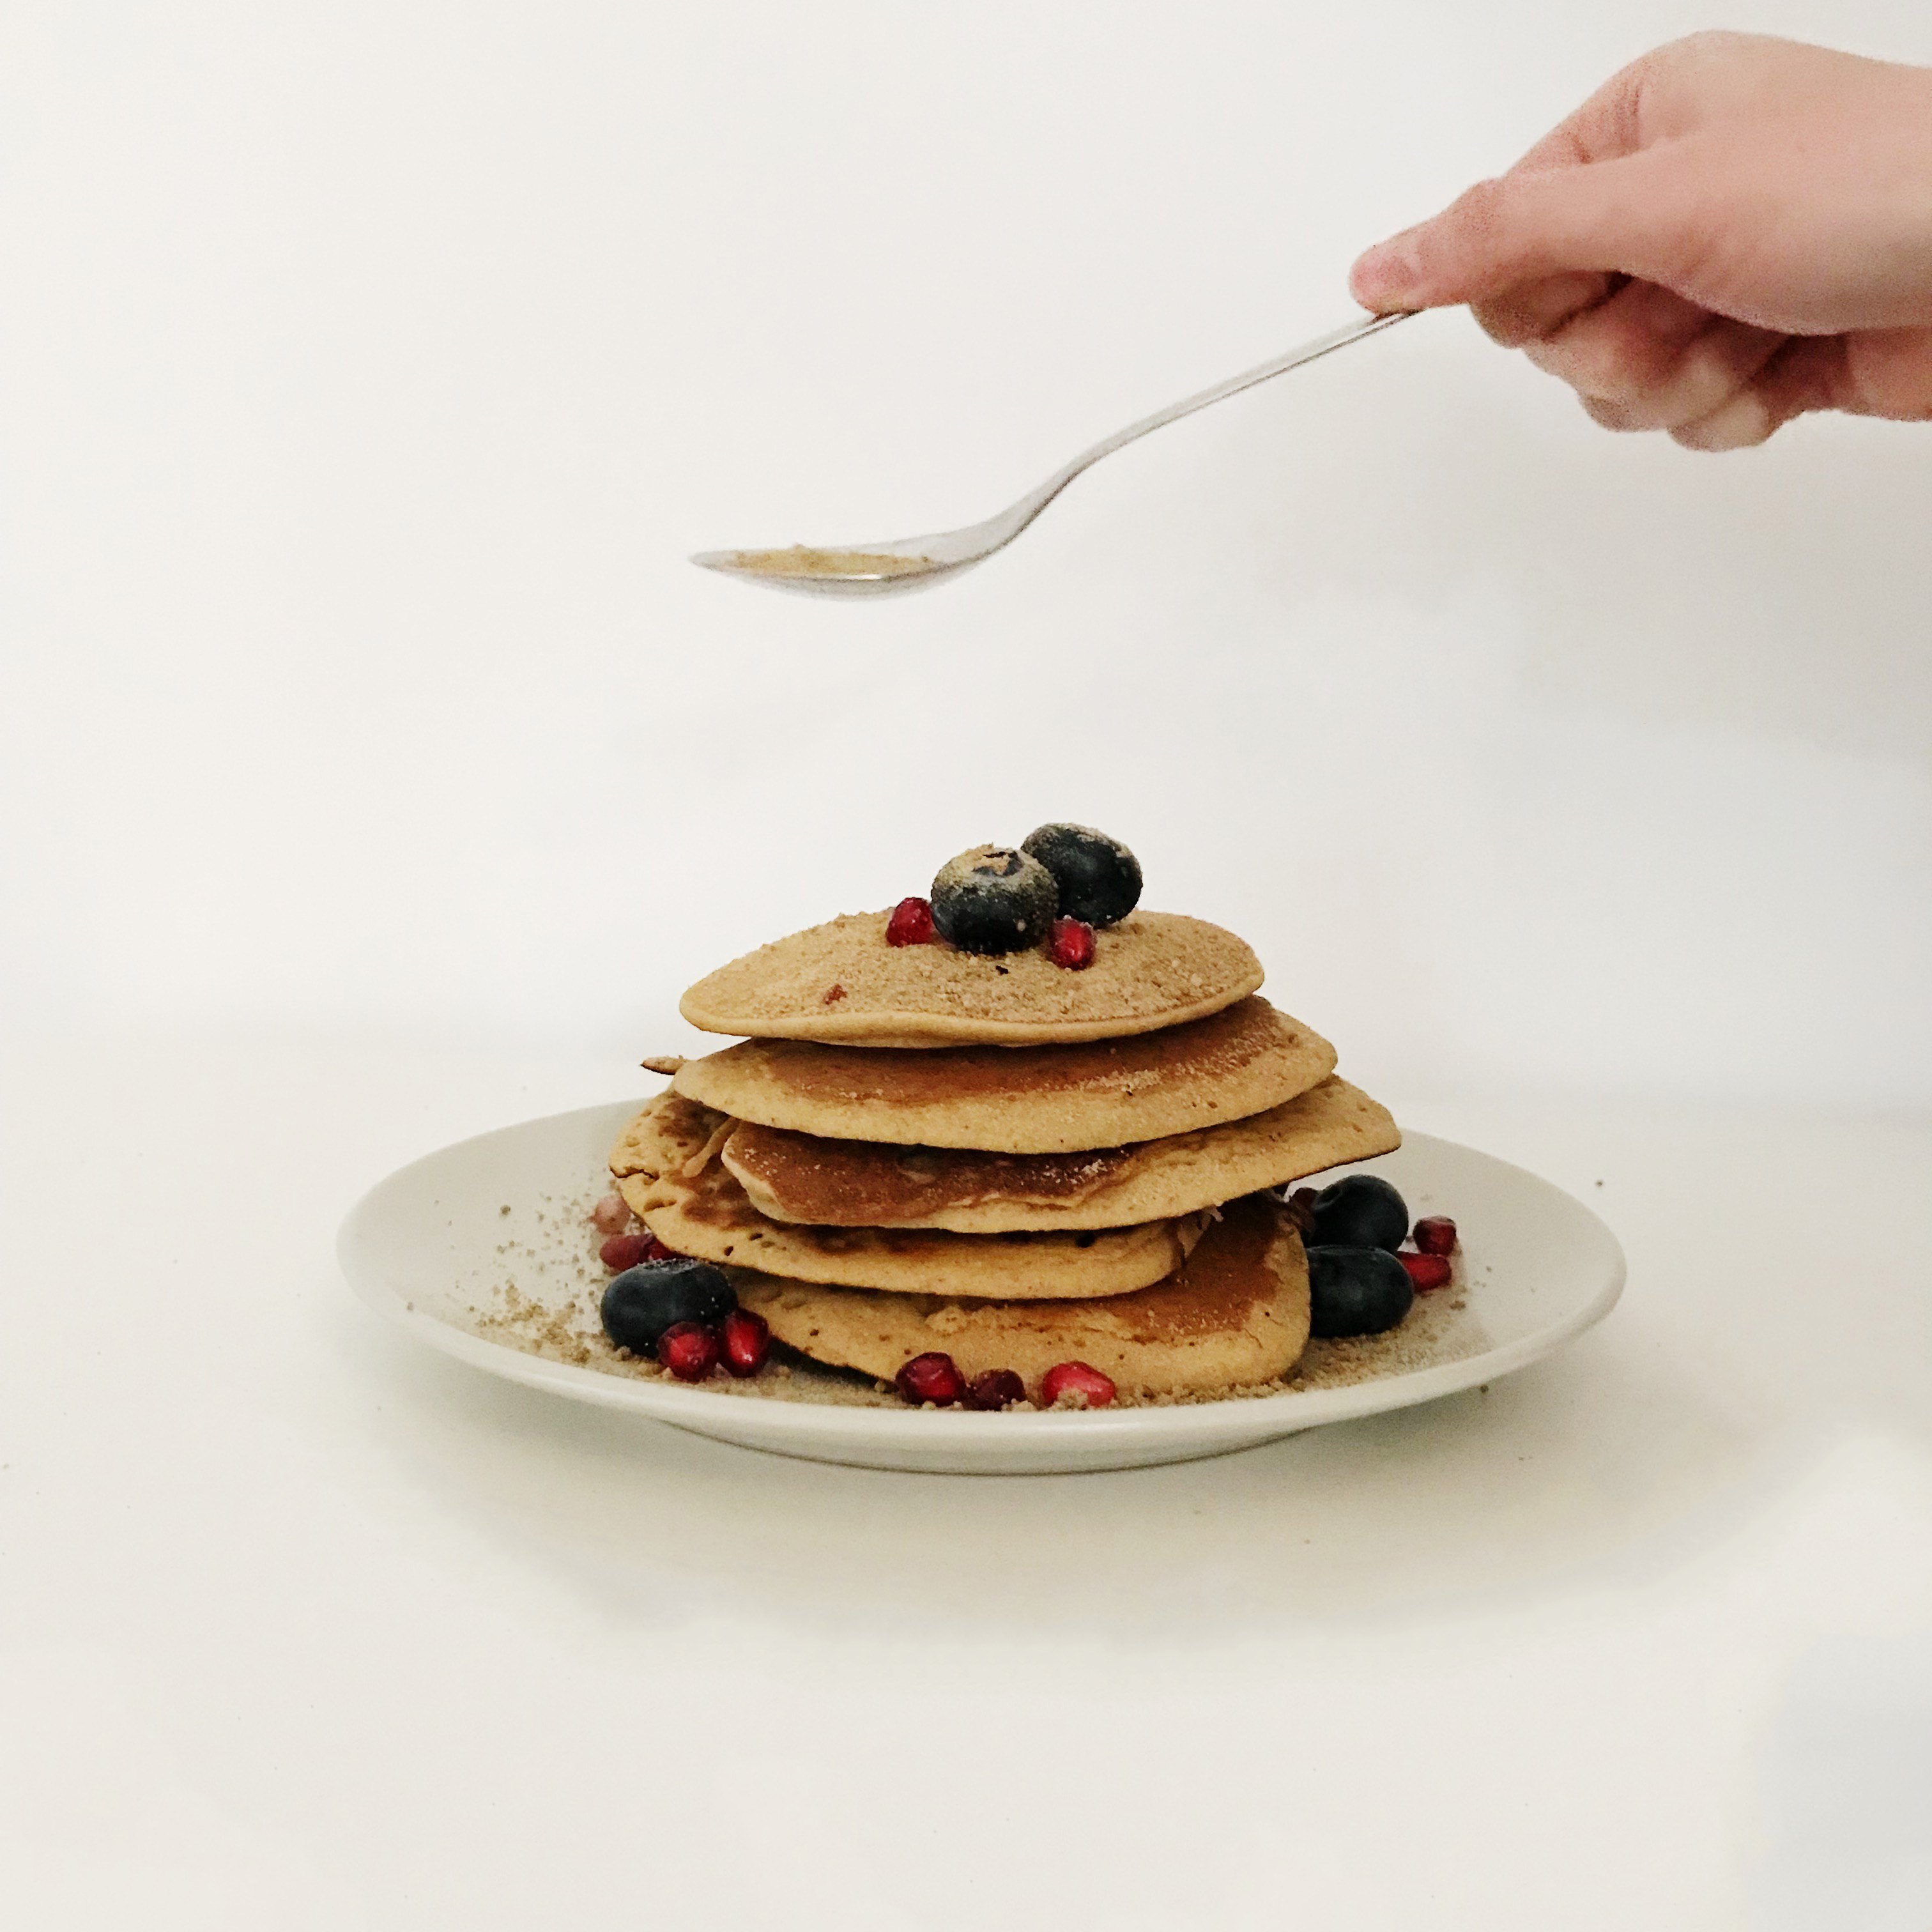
<box><xmin>5</xmin><ymin>0</ymin><xmax>1930</xmax><ymax>1101</ymax></box>
<box><xmin>4</xmin><ymin>3</ymin><xmax>1931</xmax><ymax>1928</ymax></box>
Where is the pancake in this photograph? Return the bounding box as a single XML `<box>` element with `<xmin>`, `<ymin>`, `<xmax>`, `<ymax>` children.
<box><xmin>673</xmin><ymin>996</ymin><xmax>1331</xmax><ymax>1152</ymax></box>
<box><xmin>733</xmin><ymin>1193</ymin><xmax>1310</xmax><ymax>1397</ymax></box>
<box><xmin>720</xmin><ymin>1074</ymin><xmax>1399</xmax><ymax>1232</ymax></box>
<box><xmin>678</xmin><ymin>908</ymin><xmax>1262</xmax><ymax>1047</ymax></box>
<box><xmin>610</xmin><ymin>1092</ymin><xmax>1204</xmax><ymax>1299</ymax></box>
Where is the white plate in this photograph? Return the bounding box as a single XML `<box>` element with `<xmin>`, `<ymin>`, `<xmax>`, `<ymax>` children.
<box><xmin>338</xmin><ymin>1100</ymin><xmax>1625</xmax><ymax>1475</ymax></box>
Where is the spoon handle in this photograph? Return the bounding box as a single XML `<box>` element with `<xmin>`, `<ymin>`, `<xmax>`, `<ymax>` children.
<box><xmin>694</xmin><ymin>307</ymin><xmax>1420</xmax><ymax>595</ymax></box>
<box><xmin>1010</xmin><ymin>308</ymin><xmax>1417</xmax><ymax>535</ymax></box>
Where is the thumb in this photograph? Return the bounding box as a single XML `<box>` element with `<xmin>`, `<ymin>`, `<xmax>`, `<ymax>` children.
<box><xmin>1350</xmin><ymin>151</ymin><xmax>1694</xmax><ymax>310</ymax></box>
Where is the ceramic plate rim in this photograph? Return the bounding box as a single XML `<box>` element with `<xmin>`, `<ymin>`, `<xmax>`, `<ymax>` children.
<box><xmin>337</xmin><ymin>1101</ymin><xmax>1627</xmax><ymax>1461</ymax></box>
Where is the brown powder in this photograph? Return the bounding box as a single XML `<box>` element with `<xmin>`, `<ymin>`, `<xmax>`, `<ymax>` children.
<box><xmin>465</xmin><ymin>1182</ymin><xmax>1487</xmax><ymax>1416</ymax></box>
<box><xmin>727</xmin><ymin>545</ymin><xmax>934</xmax><ymax>579</ymax></box>
<box><xmin>1290</xmin><ymin>1276</ymin><xmax>1486</xmax><ymax>1391</ymax></box>
<box><xmin>678</xmin><ymin>910</ymin><xmax>1263</xmax><ymax>1046</ymax></box>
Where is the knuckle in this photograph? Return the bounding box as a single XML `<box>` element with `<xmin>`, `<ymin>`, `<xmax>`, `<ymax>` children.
<box><xmin>1473</xmin><ymin>295</ymin><xmax>1543</xmax><ymax>348</ymax></box>
<box><xmin>1653</xmin><ymin>29</ymin><xmax>1748</xmax><ymax>72</ymax></box>
<box><xmin>1523</xmin><ymin>335</ymin><xmax>1627</xmax><ymax>401</ymax></box>
<box><xmin>1533</xmin><ymin>316</ymin><xmax>1680</xmax><ymax>407</ymax></box>
<box><xmin>1445</xmin><ymin>176</ymin><xmax>1512</xmax><ymax>242</ymax></box>
<box><xmin>1397</xmin><ymin>180</ymin><xmax>1515</xmax><ymax>295</ymax></box>
<box><xmin>1478</xmin><ymin>273</ymin><xmax>1615</xmax><ymax>348</ymax></box>
<box><xmin>1420</xmin><ymin>178</ymin><xmax>1512</xmax><ymax>277</ymax></box>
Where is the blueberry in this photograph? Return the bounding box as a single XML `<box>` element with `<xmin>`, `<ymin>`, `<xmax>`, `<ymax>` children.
<box><xmin>600</xmin><ymin>1257</ymin><xmax>735</xmax><ymax>1354</ymax></box>
<box><xmin>1020</xmin><ymin>824</ymin><xmax>1142</xmax><ymax>928</ymax></box>
<box><xmin>1307</xmin><ymin>1245</ymin><xmax>1414</xmax><ymax>1338</ymax></box>
<box><xmin>1308</xmin><ymin>1173</ymin><xmax>1409</xmax><ymax>1252</ymax></box>
<box><xmin>930</xmin><ymin>845</ymin><xmax>1060</xmax><ymax>955</ymax></box>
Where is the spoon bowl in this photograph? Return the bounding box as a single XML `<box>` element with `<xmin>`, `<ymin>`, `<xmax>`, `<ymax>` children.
<box><xmin>688</xmin><ymin>537</ymin><xmax>985</xmax><ymax>599</ymax></box>
<box><xmin>694</xmin><ymin>309</ymin><xmax>1414</xmax><ymax>598</ymax></box>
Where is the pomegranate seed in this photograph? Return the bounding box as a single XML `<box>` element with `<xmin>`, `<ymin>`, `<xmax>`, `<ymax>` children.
<box><xmin>1046</xmin><ymin>917</ymin><xmax>1096</xmax><ymax>970</ymax></box>
<box><xmin>720</xmin><ymin>1308</ymin><xmax>770</xmax><ymax>1378</ymax></box>
<box><xmin>894</xmin><ymin>1351</ymin><xmax>966</xmax><ymax>1406</ymax></box>
<box><xmin>1398</xmin><ymin>1251</ymin><xmax>1453</xmax><ymax>1292</ymax></box>
<box><xmin>590</xmin><ymin>1193</ymin><xmax>631</xmax><ymax>1235</ymax></box>
<box><xmin>599</xmin><ymin>1230</ymin><xmax>651</xmax><ymax>1271</ymax></box>
<box><xmin>601</xmin><ymin>1231</ymin><xmax>675</xmax><ymax>1270</ymax></box>
<box><xmin>1041</xmin><ymin>1360</ymin><xmax>1116</xmax><ymax>1408</ymax></box>
<box><xmin>656</xmin><ymin>1322</ymin><xmax>721</xmax><ymax>1381</ymax></box>
<box><xmin>1413</xmin><ymin>1216</ymin><xmax>1458</xmax><ymax>1255</ymax></box>
<box><xmin>963</xmin><ymin>1368</ymin><xmax>1025</xmax><ymax>1411</ymax></box>
<box><xmin>885</xmin><ymin>896</ymin><xmax>937</xmax><ymax>946</ymax></box>
<box><xmin>1282</xmin><ymin>1186</ymin><xmax>1320</xmax><ymax>1236</ymax></box>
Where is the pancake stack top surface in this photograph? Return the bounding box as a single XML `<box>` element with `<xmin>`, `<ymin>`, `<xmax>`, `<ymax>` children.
<box><xmin>610</xmin><ymin>827</ymin><xmax>1400</xmax><ymax>1405</ymax></box>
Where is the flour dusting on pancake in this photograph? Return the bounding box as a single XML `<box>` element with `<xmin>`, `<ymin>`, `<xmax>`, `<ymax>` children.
<box><xmin>678</xmin><ymin>909</ymin><xmax>1262</xmax><ymax>1047</ymax></box>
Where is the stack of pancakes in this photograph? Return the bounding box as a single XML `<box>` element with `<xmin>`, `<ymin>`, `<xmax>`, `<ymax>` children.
<box><xmin>608</xmin><ymin>907</ymin><xmax>1400</xmax><ymax>1401</ymax></box>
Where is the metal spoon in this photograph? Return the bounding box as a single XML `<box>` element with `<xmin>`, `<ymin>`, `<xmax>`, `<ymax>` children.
<box><xmin>692</xmin><ymin>309</ymin><xmax>1414</xmax><ymax>598</ymax></box>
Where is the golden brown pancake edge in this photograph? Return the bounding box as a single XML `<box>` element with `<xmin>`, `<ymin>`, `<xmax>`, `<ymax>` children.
<box><xmin>719</xmin><ymin>1075</ymin><xmax>1400</xmax><ymax>1232</ymax></box>
<box><xmin>732</xmin><ymin>1194</ymin><xmax>1310</xmax><ymax>1397</ymax></box>
<box><xmin>678</xmin><ymin>908</ymin><xmax>1263</xmax><ymax>1047</ymax></box>
<box><xmin>610</xmin><ymin>1092</ymin><xmax>1206</xmax><ymax>1300</ymax></box>
<box><xmin>672</xmin><ymin>996</ymin><xmax>1335</xmax><ymax>1152</ymax></box>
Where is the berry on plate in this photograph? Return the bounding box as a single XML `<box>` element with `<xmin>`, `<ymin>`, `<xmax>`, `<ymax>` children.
<box><xmin>1282</xmin><ymin>1186</ymin><xmax>1320</xmax><ymax>1236</ymax></box>
<box><xmin>600</xmin><ymin>1257</ymin><xmax>735</xmax><ymax>1356</ymax></box>
<box><xmin>1307</xmin><ymin>1245</ymin><xmax>1414</xmax><ymax>1337</ymax></box>
<box><xmin>1397</xmin><ymin>1251</ymin><xmax>1452</xmax><ymax>1293</ymax></box>
<box><xmin>1041</xmin><ymin>1360</ymin><xmax>1117</xmax><ymax>1408</ymax></box>
<box><xmin>599</xmin><ymin>1230</ymin><xmax>671</xmax><ymax>1271</ymax></box>
<box><xmin>895</xmin><ymin>1351</ymin><xmax>967</xmax><ymax>1406</ymax></box>
<box><xmin>1309</xmin><ymin>1174</ymin><xmax>1409</xmax><ymax>1253</ymax></box>
<box><xmin>720</xmin><ymin>1308</ymin><xmax>772</xmax><ymax>1377</ymax></box>
<box><xmin>656</xmin><ymin>1321</ymin><xmax>721</xmax><ymax>1381</ymax></box>
<box><xmin>963</xmin><ymin>1368</ymin><xmax>1027</xmax><ymax>1411</ymax></box>
<box><xmin>590</xmin><ymin>1193</ymin><xmax>631</xmax><ymax>1236</ymax></box>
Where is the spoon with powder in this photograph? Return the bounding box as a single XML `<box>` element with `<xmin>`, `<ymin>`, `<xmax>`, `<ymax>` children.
<box><xmin>692</xmin><ymin>309</ymin><xmax>1414</xmax><ymax>598</ymax></box>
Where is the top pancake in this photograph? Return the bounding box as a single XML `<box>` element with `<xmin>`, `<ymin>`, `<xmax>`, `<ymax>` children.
<box><xmin>678</xmin><ymin>908</ymin><xmax>1262</xmax><ymax>1048</ymax></box>
<box><xmin>673</xmin><ymin>995</ymin><xmax>1333</xmax><ymax>1153</ymax></box>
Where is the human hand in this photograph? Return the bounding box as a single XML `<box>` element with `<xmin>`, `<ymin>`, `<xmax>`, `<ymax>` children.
<box><xmin>1348</xmin><ymin>33</ymin><xmax>1932</xmax><ymax>448</ymax></box>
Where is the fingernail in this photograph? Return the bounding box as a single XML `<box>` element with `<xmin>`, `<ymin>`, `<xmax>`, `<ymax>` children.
<box><xmin>1349</xmin><ymin>235</ymin><xmax>1422</xmax><ymax>309</ymax></box>
<box><xmin>1675</xmin><ymin>390</ymin><xmax>1774</xmax><ymax>453</ymax></box>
